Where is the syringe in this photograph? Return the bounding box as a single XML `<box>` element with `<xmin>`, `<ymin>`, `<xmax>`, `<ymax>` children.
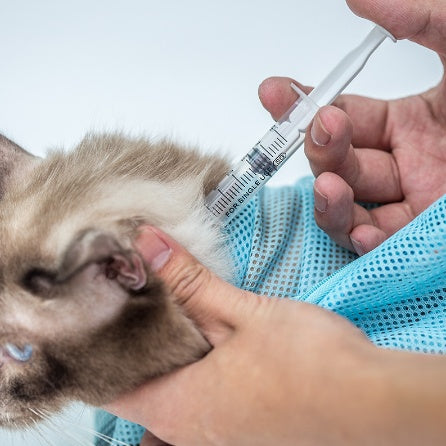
<box><xmin>205</xmin><ymin>25</ymin><xmax>395</xmax><ymax>223</ymax></box>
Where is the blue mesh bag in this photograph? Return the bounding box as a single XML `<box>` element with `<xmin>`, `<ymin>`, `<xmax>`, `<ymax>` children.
<box><xmin>96</xmin><ymin>177</ymin><xmax>446</xmax><ymax>445</ymax></box>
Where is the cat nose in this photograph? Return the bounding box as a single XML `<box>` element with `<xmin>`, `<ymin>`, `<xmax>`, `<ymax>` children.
<box><xmin>4</xmin><ymin>343</ymin><xmax>33</xmax><ymax>362</ymax></box>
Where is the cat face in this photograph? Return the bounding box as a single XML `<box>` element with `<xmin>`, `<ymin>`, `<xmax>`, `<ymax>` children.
<box><xmin>0</xmin><ymin>135</ymin><xmax>210</xmax><ymax>428</ymax></box>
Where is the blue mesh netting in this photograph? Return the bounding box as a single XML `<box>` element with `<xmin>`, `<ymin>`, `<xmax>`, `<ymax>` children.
<box><xmin>96</xmin><ymin>176</ymin><xmax>446</xmax><ymax>444</ymax></box>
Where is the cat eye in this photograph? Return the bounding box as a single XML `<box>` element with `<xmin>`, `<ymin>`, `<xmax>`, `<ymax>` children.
<box><xmin>4</xmin><ymin>343</ymin><xmax>33</xmax><ymax>362</ymax></box>
<box><xmin>22</xmin><ymin>268</ymin><xmax>55</xmax><ymax>295</ymax></box>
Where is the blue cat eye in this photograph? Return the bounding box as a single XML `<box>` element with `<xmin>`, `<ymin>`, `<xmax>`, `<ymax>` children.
<box><xmin>5</xmin><ymin>343</ymin><xmax>33</xmax><ymax>362</ymax></box>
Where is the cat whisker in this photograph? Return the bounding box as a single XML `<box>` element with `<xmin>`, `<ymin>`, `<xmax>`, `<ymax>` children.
<box><xmin>30</xmin><ymin>407</ymin><xmax>83</xmax><ymax>446</ymax></box>
<box><xmin>58</xmin><ymin>429</ymin><xmax>91</xmax><ymax>446</ymax></box>
<box><xmin>36</xmin><ymin>407</ymin><xmax>96</xmax><ymax>446</ymax></box>
<box><xmin>29</xmin><ymin>407</ymin><xmax>46</xmax><ymax>421</ymax></box>
<box><xmin>17</xmin><ymin>417</ymin><xmax>45</xmax><ymax>446</ymax></box>
<box><xmin>4</xmin><ymin>411</ymin><xmax>12</xmax><ymax>425</ymax></box>
<box><xmin>38</xmin><ymin>419</ymin><xmax>88</xmax><ymax>446</ymax></box>
<box><xmin>32</xmin><ymin>418</ymin><xmax>58</xmax><ymax>446</ymax></box>
<box><xmin>40</xmin><ymin>407</ymin><xmax>132</xmax><ymax>446</ymax></box>
<box><xmin>28</xmin><ymin>409</ymin><xmax>60</xmax><ymax>446</ymax></box>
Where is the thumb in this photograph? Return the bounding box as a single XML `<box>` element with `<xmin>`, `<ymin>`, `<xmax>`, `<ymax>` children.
<box><xmin>346</xmin><ymin>0</ymin><xmax>446</xmax><ymax>56</ymax></box>
<box><xmin>135</xmin><ymin>225</ymin><xmax>261</xmax><ymax>345</ymax></box>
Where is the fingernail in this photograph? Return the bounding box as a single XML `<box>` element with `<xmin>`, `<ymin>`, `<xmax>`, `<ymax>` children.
<box><xmin>350</xmin><ymin>237</ymin><xmax>365</xmax><ymax>256</ymax></box>
<box><xmin>137</xmin><ymin>227</ymin><xmax>172</xmax><ymax>272</ymax></box>
<box><xmin>311</xmin><ymin>114</ymin><xmax>331</xmax><ymax>146</ymax></box>
<box><xmin>314</xmin><ymin>187</ymin><xmax>328</xmax><ymax>213</ymax></box>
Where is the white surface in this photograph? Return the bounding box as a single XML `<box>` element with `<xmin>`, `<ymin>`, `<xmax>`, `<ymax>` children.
<box><xmin>0</xmin><ymin>0</ymin><xmax>441</xmax><ymax>444</ymax></box>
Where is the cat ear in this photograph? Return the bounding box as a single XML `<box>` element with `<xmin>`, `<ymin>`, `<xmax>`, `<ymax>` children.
<box><xmin>0</xmin><ymin>134</ymin><xmax>35</xmax><ymax>199</ymax></box>
<box><xmin>58</xmin><ymin>229</ymin><xmax>147</xmax><ymax>291</ymax></box>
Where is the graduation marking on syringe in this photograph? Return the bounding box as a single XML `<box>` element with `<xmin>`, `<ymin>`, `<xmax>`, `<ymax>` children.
<box><xmin>272</xmin><ymin>128</ymin><xmax>287</xmax><ymax>144</ymax></box>
<box><xmin>232</xmin><ymin>174</ymin><xmax>244</xmax><ymax>188</ymax></box>
<box><xmin>260</xmin><ymin>144</ymin><xmax>275</xmax><ymax>157</ymax></box>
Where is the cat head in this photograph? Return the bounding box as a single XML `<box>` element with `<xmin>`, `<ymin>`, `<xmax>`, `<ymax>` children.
<box><xmin>0</xmin><ymin>135</ymin><xmax>210</xmax><ymax>428</ymax></box>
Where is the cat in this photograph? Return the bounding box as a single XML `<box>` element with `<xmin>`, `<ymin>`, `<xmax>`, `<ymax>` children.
<box><xmin>0</xmin><ymin>132</ymin><xmax>233</xmax><ymax>429</ymax></box>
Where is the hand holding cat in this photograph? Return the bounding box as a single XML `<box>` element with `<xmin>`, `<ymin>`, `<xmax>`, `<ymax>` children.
<box><xmin>106</xmin><ymin>226</ymin><xmax>446</xmax><ymax>446</ymax></box>
<box><xmin>258</xmin><ymin>0</ymin><xmax>446</xmax><ymax>255</ymax></box>
<box><xmin>105</xmin><ymin>226</ymin><xmax>379</xmax><ymax>445</ymax></box>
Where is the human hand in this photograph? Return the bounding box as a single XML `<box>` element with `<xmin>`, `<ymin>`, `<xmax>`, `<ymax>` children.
<box><xmin>259</xmin><ymin>0</ymin><xmax>446</xmax><ymax>255</ymax></box>
<box><xmin>104</xmin><ymin>226</ymin><xmax>384</xmax><ymax>446</ymax></box>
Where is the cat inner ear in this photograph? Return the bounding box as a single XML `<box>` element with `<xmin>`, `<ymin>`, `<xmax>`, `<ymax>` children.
<box><xmin>0</xmin><ymin>134</ymin><xmax>36</xmax><ymax>199</ymax></box>
<box><xmin>58</xmin><ymin>229</ymin><xmax>147</xmax><ymax>291</ymax></box>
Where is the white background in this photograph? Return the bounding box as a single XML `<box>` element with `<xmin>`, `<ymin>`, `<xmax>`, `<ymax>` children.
<box><xmin>0</xmin><ymin>0</ymin><xmax>441</xmax><ymax>444</ymax></box>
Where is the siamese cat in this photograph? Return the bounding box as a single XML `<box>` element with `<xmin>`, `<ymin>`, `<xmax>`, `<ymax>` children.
<box><xmin>0</xmin><ymin>132</ymin><xmax>232</xmax><ymax>429</ymax></box>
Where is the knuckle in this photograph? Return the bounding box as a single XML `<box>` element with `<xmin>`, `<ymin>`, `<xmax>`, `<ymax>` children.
<box><xmin>167</xmin><ymin>259</ymin><xmax>212</xmax><ymax>305</ymax></box>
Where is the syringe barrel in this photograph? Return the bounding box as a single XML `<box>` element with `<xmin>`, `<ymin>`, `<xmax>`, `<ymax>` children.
<box><xmin>205</xmin><ymin>157</ymin><xmax>271</xmax><ymax>220</ymax></box>
<box><xmin>205</xmin><ymin>127</ymin><xmax>306</xmax><ymax>222</ymax></box>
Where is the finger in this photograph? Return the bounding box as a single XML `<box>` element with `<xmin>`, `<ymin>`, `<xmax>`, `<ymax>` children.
<box><xmin>350</xmin><ymin>200</ymin><xmax>415</xmax><ymax>254</ymax></box>
<box><xmin>350</xmin><ymin>224</ymin><xmax>388</xmax><ymax>256</ymax></box>
<box><xmin>368</xmin><ymin>201</ymin><xmax>415</xmax><ymax>237</ymax></box>
<box><xmin>135</xmin><ymin>226</ymin><xmax>263</xmax><ymax>344</ymax></box>
<box><xmin>259</xmin><ymin>77</ymin><xmax>393</xmax><ymax>150</ymax></box>
<box><xmin>333</xmin><ymin>94</ymin><xmax>391</xmax><ymax>149</ymax></box>
<box><xmin>350</xmin><ymin>200</ymin><xmax>415</xmax><ymax>255</ymax></box>
<box><xmin>346</xmin><ymin>0</ymin><xmax>446</xmax><ymax>55</ymax></box>
<box><xmin>305</xmin><ymin>105</ymin><xmax>356</xmax><ymax>177</ymax></box>
<box><xmin>314</xmin><ymin>174</ymin><xmax>414</xmax><ymax>255</ymax></box>
<box><xmin>258</xmin><ymin>76</ymin><xmax>312</xmax><ymax>120</ymax></box>
<box><xmin>307</xmin><ymin>106</ymin><xmax>403</xmax><ymax>203</ymax></box>
<box><xmin>313</xmin><ymin>173</ymin><xmax>376</xmax><ymax>252</ymax></box>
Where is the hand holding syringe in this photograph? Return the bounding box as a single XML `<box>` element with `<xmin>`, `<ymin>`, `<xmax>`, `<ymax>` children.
<box><xmin>205</xmin><ymin>25</ymin><xmax>395</xmax><ymax>223</ymax></box>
